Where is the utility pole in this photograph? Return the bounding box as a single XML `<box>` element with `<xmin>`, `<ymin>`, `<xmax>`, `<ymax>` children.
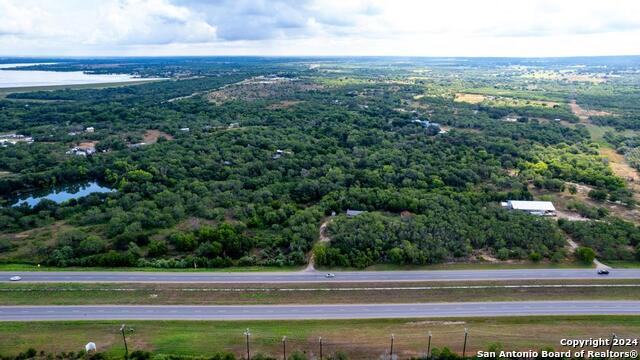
<box><xmin>462</xmin><ymin>328</ymin><xmax>468</xmax><ymax>358</ymax></box>
<box><xmin>427</xmin><ymin>331</ymin><xmax>432</xmax><ymax>359</ymax></box>
<box><xmin>389</xmin><ymin>334</ymin><xmax>395</xmax><ymax>360</ymax></box>
<box><xmin>282</xmin><ymin>336</ymin><xmax>287</xmax><ymax>360</ymax></box>
<box><xmin>609</xmin><ymin>333</ymin><xmax>616</xmax><ymax>352</ymax></box>
<box><xmin>319</xmin><ymin>337</ymin><xmax>323</xmax><ymax>360</ymax></box>
<box><xmin>120</xmin><ymin>324</ymin><xmax>129</xmax><ymax>360</ymax></box>
<box><xmin>244</xmin><ymin>328</ymin><xmax>251</xmax><ymax>360</ymax></box>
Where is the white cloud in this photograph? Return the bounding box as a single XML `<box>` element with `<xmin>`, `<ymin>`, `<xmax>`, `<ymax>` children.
<box><xmin>88</xmin><ymin>0</ymin><xmax>216</xmax><ymax>45</ymax></box>
<box><xmin>0</xmin><ymin>0</ymin><xmax>639</xmax><ymax>56</ymax></box>
<box><xmin>0</xmin><ymin>0</ymin><xmax>216</xmax><ymax>50</ymax></box>
<box><xmin>0</xmin><ymin>0</ymin><xmax>42</xmax><ymax>36</ymax></box>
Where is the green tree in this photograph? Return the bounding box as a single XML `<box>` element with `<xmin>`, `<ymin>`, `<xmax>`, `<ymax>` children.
<box><xmin>588</xmin><ymin>189</ymin><xmax>608</xmax><ymax>201</ymax></box>
<box><xmin>568</xmin><ymin>184</ymin><xmax>577</xmax><ymax>195</ymax></box>
<box><xmin>575</xmin><ymin>246</ymin><xmax>596</xmax><ymax>264</ymax></box>
<box><xmin>529</xmin><ymin>251</ymin><xmax>542</xmax><ymax>262</ymax></box>
<box><xmin>170</xmin><ymin>232</ymin><xmax>198</xmax><ymax>251</ymax></box>
<box><xmin>388</xmin><ymin>247</ymin><xmax>404</xmax><ymax>264</ymax></box>
<box><xmin>148</xmin><ymin>239</ymin><xmax>168</xmax><ymax>257</ymax></box>
<box><xmin>126</xmin><ymin>169</ymin><xmax>153</xmax><ymax>183</ymax></box>
<box><xmin>77</xmin><ymin>235</ymin><xmax>107</xmax><ymax>256</ymax></box>
<box><xmin>196</xmin><ymin>241</ymin><xmax>223</xmax><ymax>258</ymax></box>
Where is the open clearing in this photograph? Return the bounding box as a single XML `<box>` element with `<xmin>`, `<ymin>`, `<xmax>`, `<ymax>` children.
<box><xmin>266</xmin><ymin>100</ymin><xmax>304</xmax><ymax>109</ymax></box>
<box><xmin>600</xmin><ymin>147</ymin><xmax>640</xmax><ymax>182</ymax></box>
<box><xmin>1</xmin><ymin>316</ymin><xmax>638</xmax><ymax>359</ymax></box>
<box><xmin>532</xmin><ymin>183</ymin><xmax>640</xmax><ymax>225</ymax></box>
<box><xmin>566</xmin><ymin>99</ymin><xmax>640</xmax><ymax>219</ymax></box>
<box><xmin>569</xmin><ymin>100</ymin><xmax>612</xmax><ymax>124</ymax></box>
<box><xmin>77</xmin><ymin>140</ymin><xmax>98</xmax><ymax>149</ymax></box>
<box><xmin>581</xmin><ymin>124</ymin><xmax>639</xmax><ymax>143</ymax></box>
<box><xmin>1</xmin><ymin>280</ymin><xmax>639</xmax><ymax>306</ymax></box>
<box><xmin>454</xmin><ymin>92</ymin><xmax>559</xmax><ymax>107</ymax></box>
<box><xmin>207</xmin><ymin>76</ymin><xmax>322</xmax><ymax>105</ymax></box>
<box><xmin>489</xmin><ymin>97</ymin><xmax>559</xmax><ymax>108</ymax></box>
<box><xmin>599</xmin><ymin>147</ymin><xmax>640</xmax><ymax>213</ymax></box>
<box><xmin>522</xmin><ymin>71</ymin><xmax>608</xmax><ymax>84</ymax></box>
<box><xmin>143</xmin><ymin>130</ymin><xmax>174</xmax><ymax>144</ymax></box>
<box><xmin>454</xmin><ymin>93</ymin><xmax>485</xmax><ymax>104</ymax></box>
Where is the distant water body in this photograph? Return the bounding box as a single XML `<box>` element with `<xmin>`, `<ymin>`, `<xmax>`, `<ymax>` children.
<box><xmin>0</xmin><ymin>63</ymin><xmax>157</xmax><ymax>88</ymax></box>
<box><xmin>10</xmin><ymin>181</ymin><xmax>114</xmax><ymax>207</ymax></box>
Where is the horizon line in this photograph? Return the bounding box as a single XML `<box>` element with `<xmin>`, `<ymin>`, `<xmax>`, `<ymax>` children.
<box><xmin>1</xmin><ymin>54</ymin><xmax>640</xmax><ymax>60</ymax></box>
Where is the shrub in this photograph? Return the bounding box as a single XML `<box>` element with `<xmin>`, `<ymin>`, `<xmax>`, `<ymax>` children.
<box><xmin>148</xmin><ymin>239</ymin><xmax>168</xmax><ymax>257</ymax></box>
<box><xmin>196</xmin><ymin>241</ymin><xmax>222</xmax><ymax>259</ymax></box>
<box><xmin>238</xmin><ymin>255</ymin><xmax>256</xmax><ymax>266</ymax></box>
<box><xmin>497</xmin><ymin>247</ymin><xmax>509</xmax><ymax>260</ymax></box>
<box><xmin>529</xmin><ymin>252</ymin><xmax>542</xmax><ymax>262</ymax></box>
<box><xmin>575</xmin><ymin>246</ymin><xmax>596</xmax><ymax>264</ymax></box>
<box><xmin>129</xmin><ymin>350</ymin><xmax>152</xmax><ymax>360</ymax></box>
<box><xmin>567</xmin><ymin>200</ymin><xmax>610</xmax><ymax>219</ymax></box>
<box><xmin>0</xmin><ymin>238</ymin><xmax>13</xmax><ymax>253</ymax></box>
<box><xmin>77</xmin><ymin>236</ymin><xmax>107</xmax><ymax>256</ymax></box>
<box><xmin>588</xmin><ymin>189</ymin><xmax>608</xmax><ymax>201</ymax></box>
<box><xmin>170</xmin><ymin>232</ymin><xmax>198</xmax><ymax>251</ymax></box>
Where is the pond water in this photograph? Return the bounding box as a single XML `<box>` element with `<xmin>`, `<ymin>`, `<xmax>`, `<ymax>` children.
<box><xmin>11</xmin><ymin>181</ymin><xmax>114</xmax><ymax>207</ymax></box>
<box><xmin>0</xmin><ymin>63</ymin><xmax>157</xmax><ymax>88</ymax></box>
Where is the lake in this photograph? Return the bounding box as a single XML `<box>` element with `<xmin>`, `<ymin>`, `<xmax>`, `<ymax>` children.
<box><xmin>11</xmin><ymin>181</ymin><xmax>114</xmax><ymax>207</ymax></box>
<box><xmin>0</xmin><ymin>63</ymin><xmax>157</xmax><ymax>88</ymax></box>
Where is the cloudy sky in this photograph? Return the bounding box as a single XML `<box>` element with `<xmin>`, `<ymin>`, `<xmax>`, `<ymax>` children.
<box><xmin>1</xmin><ymin>0</ymin><xmax>640</xmax><ymax>57</ymax></box>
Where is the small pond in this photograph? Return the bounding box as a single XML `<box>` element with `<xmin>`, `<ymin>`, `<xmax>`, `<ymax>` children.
<box><xmin>10</xmin><ymin>181</ymin><xmax>114</xmax><ymax>207</ymax></box>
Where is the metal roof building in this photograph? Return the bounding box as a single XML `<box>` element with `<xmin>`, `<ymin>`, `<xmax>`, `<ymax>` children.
<box><xmin>501</xmin><ymin>200</ymin><xmax>556</xmax><ymax>216</ymax></box>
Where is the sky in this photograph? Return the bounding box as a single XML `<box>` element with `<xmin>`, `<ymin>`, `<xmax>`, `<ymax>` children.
<box><xmin>1</xmin><ymin>0</ymin><xmax>640</xmax><ymax>57</ymax></box>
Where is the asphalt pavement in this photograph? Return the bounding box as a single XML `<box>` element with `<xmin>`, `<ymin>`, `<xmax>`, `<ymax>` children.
<box><xmin>1</xmin><ymin>268</ymin><xmax>640</xmax><ymax>283</ymax></box>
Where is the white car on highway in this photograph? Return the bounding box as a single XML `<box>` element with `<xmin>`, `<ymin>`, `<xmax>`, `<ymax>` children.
<box><xmin>9</xmin><ymin>276</ymin><xmax>22</xmax><ymax>281</ymax></box>
<box><xmin>325</xmin><ymin>273</ymin><xmax>336</xmax><ymax>278</ymax></box>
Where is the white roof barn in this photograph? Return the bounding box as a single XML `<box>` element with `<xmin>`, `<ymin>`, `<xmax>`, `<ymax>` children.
<box><xmin>501</xmin><ymin>200</ymin><xmax>556</xmax><ymax>216</ymax></box>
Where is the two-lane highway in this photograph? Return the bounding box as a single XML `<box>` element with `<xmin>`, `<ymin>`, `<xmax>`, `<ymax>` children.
<box><xmin>2</xmin><ymin>269</ymin><xmax>640</xmax><ymax>283</ymax></box>
<box><xmin>1</xmin><ymin>301</ymin><xmax>639</xmax><ymax>321</ymax></box>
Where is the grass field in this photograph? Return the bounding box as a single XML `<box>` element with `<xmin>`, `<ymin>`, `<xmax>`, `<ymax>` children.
<box><xmin>1</xmin><ymin>317</ymin><xmax>639</xmax><ymax>359</ymax></box>
<box><xmin>606</xmin><ymin>261</ymin><xmax>640</xmax><ymax>268</ymax></box>
<box><xmin>0</xmin><ymin>79</ymin><xmax>163</xmax><ymax>99</ymax></box>
<box><xmin>1</xmin><ymin>280</ymin><xmax>638</xmax><ymax>306</ymax></box>
<box><xmin>454</xmin><ymin>93</ymin><xmax>485</xmax><ymax>104</ymax></box>
<box><xmin>581</xmin><ymin>123</ymin><xmax>639</xmax><ymax>143</ymax></box>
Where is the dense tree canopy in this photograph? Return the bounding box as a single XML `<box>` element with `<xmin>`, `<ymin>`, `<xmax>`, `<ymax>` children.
<box><xmin>1</xmin><ymin>57</ymin><xmax>639</xmax><ymax>268</ymax></box>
